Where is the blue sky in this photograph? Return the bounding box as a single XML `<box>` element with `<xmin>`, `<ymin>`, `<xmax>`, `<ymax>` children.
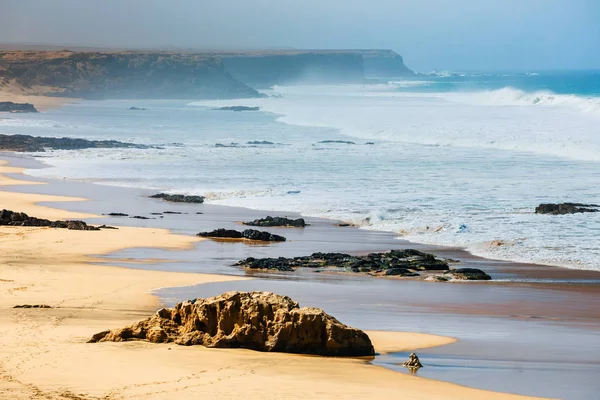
<box><xmin>2</xmin><ymin>0</ymin><xmax>599</xmax><ymax>71</ymax></box>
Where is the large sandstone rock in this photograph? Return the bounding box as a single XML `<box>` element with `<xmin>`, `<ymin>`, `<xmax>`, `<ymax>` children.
<box><xmin>88</xmin><ymin>291</ymin><xmax>374</xmax><ymax>357</ymax></box>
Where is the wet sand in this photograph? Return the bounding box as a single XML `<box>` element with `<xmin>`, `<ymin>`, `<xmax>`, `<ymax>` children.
<box><xmin>1</xmin><ymin>153</ymin><xmax>599</xmax><ymax>398</ymax></box>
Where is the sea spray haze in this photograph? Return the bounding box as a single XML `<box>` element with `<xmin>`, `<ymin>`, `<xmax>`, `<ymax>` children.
<box><xmin>2</xmin><ymin>71</ymin><xmax>599</xmax><ymax>271</ymax></box>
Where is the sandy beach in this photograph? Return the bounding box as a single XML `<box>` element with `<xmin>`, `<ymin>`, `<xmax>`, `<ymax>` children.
<box><xmin>0</xmin><ymin>82</ymin><xmax>77</xmax><ymax>112</ymax></box>
<box><xmin>0</xmin><ymin>152</ymin><xmax>549</xmax><ymax>399</ymax></box>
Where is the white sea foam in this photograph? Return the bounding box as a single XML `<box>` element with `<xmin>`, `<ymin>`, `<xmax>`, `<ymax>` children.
<box><xmin>3</xmin><ymin>92</ymin><xmax>598</xmax><ymax>272</ymax></box>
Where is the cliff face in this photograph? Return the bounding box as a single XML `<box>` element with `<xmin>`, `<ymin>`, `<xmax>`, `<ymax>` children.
<box><xmin>220</xmin><ymin>51</ymin><xmax>366</xmax><ymax>87</ymax></box>
<box><xmin>356</xmin><ymin>50</ymin><xmax>415</xmax><ymax>78</ymax></box>
<box><xmin>0</xmin><ymin>51</ymin><xmax>260</xmax><ymax>99</ymax></box>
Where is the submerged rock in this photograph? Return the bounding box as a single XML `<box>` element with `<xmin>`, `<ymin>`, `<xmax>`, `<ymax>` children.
<box><xmin>106</xmin><ymin>213</ymin><xmax>129</xmax><ymax>217</ymax></box>
<box><xmin>535</xmin><ymin>203</ymin><xmax>599</xmax><ymax>215</ymax></box>
<box><xmin>0</xmin><ymin>101</ymin><xmax>38</xmax><ymax>113</ymax></box>
<box><xmin>244</xmin><ymin>216</ymin><xmax>306</xmax><ymax>228</ymax></box>
<box><xmin>0</xmin><ymin>209</ymin><xmax>100</xmax><ymax>230</ymax></box>
<box><xmin>197</xmin><ymin>228</ymin><xmax>286</xmax><ymax>242</ymax></box>
<box><xmin>318</xmin><ymin>140</ymin><xmax>356</xmax><ymax>145</ymax></box>
<box><xmin>403</xmin><ymin>352</ymin><xmax>423</xmax><ymax>369</ymax></box>
<box><xmin>128</xmin><ymin>106</ymin><xmax>146</xmax><ymax>111</ymax></box>
<box><xmin>88</xmin><ymin>291</ymin><xmax>374</xmax><ymax>357</ymax></box>
<box><xmin>150</xmin><ymin>193</ymin><xmax>205</xmax><ymax>204</ymax></box>
<box><xmin>247</xmin><ymin>140</ymin><xmax>274</xmax><ymax>145</ymax></box>
<box><xmin>212</xmin><ymin>106</ymin><xmax>260</xmax><ymax>111</ymax></box>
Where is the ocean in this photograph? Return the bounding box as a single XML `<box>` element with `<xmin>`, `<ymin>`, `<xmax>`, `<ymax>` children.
<box><xmin>1</xmin><ymin>70</ymin><xmax>599</xmax><ymax>270</ymax></box>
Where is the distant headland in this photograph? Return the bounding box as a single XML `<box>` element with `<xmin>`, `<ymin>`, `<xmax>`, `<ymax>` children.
<box><xmin>0</xmin><ymin>47</ymin><xmax>413</xmax><ymax>100</ymax></box>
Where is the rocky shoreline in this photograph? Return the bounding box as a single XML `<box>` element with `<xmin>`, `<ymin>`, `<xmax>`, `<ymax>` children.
<box><xmin>235</xmin><ymin>250</ymin><xmax>492</xmax><ymax>281</ymax></box>
<box><xmin>0</xmin><ymin>101</ymin><xmax>38</xmax><ymax>113</ymax></box>
<box><xmin>0</xmin><ymin>209</ymin><xmax>113</xmax><ymax>230</ymax></box>
<box><xmin>0</xmin><ymin>133</ymin><xmax>149</xmax><ymax>152</ymax></box>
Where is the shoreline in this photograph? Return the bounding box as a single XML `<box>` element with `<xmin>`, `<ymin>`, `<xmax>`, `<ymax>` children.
<box><xmin>7</xmin><ymin>149</ymin><xmax>600</xmax><ymax>284</ymax></box>
<box><xmin>0</xmin><ymin>154</ymin><xmax>545</xmax><ymax>399</ymax></box>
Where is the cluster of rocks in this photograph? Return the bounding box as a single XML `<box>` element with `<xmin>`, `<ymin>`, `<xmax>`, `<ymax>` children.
<box><xmin>235</xmin><ymin>250</ymin><xmax>491</xmax><ymax>280</ymax></box>
<box><xmin>198</xmin><ymin>228</ymin><xmax>286</xmax><ymax>242</ymax></box>
<box><xmin>212</xmin><ymin>106</ymin><xmax>260</xmax><ymax>111</ymax></box>
<box><xmin>535</xmin><ymin>202</ymin><xmax>599</xmax><ymax>215</ymax></box>
<box><xmin>13</xmin><ymin>304</ymin><xmax>52</xmax><ymax>309</ymax></box>
<box><xmin>243</xmin><ymin>216</ymin><xmax>306</xmax><ymax>228</ymax></box>
<box><xmin>150</xmin><ymin>193</ymin><xmax>205</xmax><ymax>204</ymax></box>
<box><xmin>0</xmin><ymin>209</ymin><xmax>104</xmax><ymax>231</ymax></box>
<box><xmin>0</xmin><ymin>101</ymin><xmax>38</xmax><ymax>113</ymax></box>
<box><xmin>88</xmin><ymin>291</ymin><xmax>374</xmax><ymax>357</ymax></box>
<box><xmin>0</xmin><ymin>133</ymin><xmax>149</xmax><ymax>152</ymax></box>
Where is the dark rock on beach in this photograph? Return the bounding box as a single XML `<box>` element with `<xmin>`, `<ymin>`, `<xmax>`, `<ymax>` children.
<box><xmin>0</xmin><ymin>133</ymin><xmax>149</xmax><ymax>152</ymax></box>
<box><xmin>88</xmin><ymin>291</ymin><xmax>374</xmax><ymax>357</ymax></box>
<box><xmin>244</xmin><ymin>216</ymin><xmax>307</xmax><ymax>228</ymax></box>
<box><xmin>0</xmin><ymin>101</ymin><xmax>38</xmax><ymax>113</ymax></box>
<box><xmin>235</xmin><ymin>249</ymin><xmax>454</xmax><ymax>277</ymax></box>
<box><xmin>443</xmin><ymin>268</ymin><xmax>492</xmax><ymax>281</ymax></box>
<box><xmin>150</xmin><ymin>193</ymin><xmax>205</xmax><ymax>204</ymax></box>
<box><xmin>0</xmin><ymin>209</ymin><xmax>101</xmax><ymax>230</ymax></box>
<box><xmin>13</xmin><ymin>304</ymin><xmax>52</xmax><ymax>309</ymax></box>
<box><xmin>403</xmin><ymin>353</ymin><xmax>423</xmax><ymax>369</ymax></box>
<box><xmin>198</xmin><ymin>228</ymin><xmax>286</xmax><ymax>242</ymax></box>
<box><xmin>535</xmin><ymin>203</ymin><xmax>599</xmax><ymax>215</ymax></box>
<box><xmin>212</xmin><ymin>106</ymin><xmax>260</xmax><ymax>111</ymax></box>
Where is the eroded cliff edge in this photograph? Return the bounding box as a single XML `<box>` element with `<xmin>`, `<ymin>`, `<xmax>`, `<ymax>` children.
<box><xmin>0</xmin><ymin>51</ymin><xmax>261</xmax><ymax>99</ymax></box>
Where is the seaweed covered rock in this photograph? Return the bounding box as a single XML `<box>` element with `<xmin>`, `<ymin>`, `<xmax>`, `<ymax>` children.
<box><xmin>235</xmin><ymin>249</ymin><xmax>451</xmax><ymax>275</ymax></box>
<box><xmin>244</xmin><ymin>216</ymin><xmax>306</xmax><ymax>228</ymax></box>
<box><xmin>198</xmin><ymin>228</ymin><xmax>286</xmax><ymax>242</ymax></box>
<box><xmin>0</xmin><ymin>209</ymin><xmax>100</xmax><ymax>230</ymax></box>
<box><xmin>88</xmin><ymin>291</ymin><xmax>374</xmax><ymax>357</ymax></box>
<box><xmin>535</xmin><ymin>203</ymin><xmax>599</xmax><ymax>215</ymax></box>
<box><xmin>150</xmin><ymin>193</ymin><xmax>205</xmax><ymax>204</ymax></box>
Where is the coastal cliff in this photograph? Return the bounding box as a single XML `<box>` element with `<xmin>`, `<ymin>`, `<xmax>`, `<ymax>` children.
<box><xmin>219</xmin><ymin>49</ymin><xmax>413</xmax><ymax>87</ymax></box>
<box><xmin>357</xmin><ymin>49</ymin><xmax>415</xmax><ymax>77</ymax></box>
<box><xmin>219</xmin><ymin>51</ymin><xmax>366</xmax><ymax>87</ymax></box>
<box><xmin>0</xmin><ymin>51</ymin><xmax>260</xmax><ymax>99</ymax></box>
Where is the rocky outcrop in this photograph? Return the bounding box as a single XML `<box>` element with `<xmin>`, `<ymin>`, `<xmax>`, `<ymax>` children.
<box><xmin>88</xmin><ymin>291</ymin><xmax>374</xmax><ymax>357</ymax></box>
<box><xmin>0</xmin><ymin>133</ymin><xmax>148</xmax><ymax>152</ymax></box>
<box><xmin>0</xmin><ymin>51</ymin><xmax>261</xmax><ymax>99</ymax></box>
<box><xmin>318</xmin><ymin>140</ymin><xmax>355</xmax><ymax>145</ymax></box>
<box><xmin>149</xmin><ymin>193</ymin><xmax>205</xmax><ymax>204</ymax></box>
<box><xmin>212</xmin><ymin>106</ymin><xmax>260</xmax><ymax>111</ymax></box>
<box><xmin>443</xmin><ymin>268</ymin><xmax>491</xmax><ymax>281</ymax></box>
<box><xmin>235</xmin><ymin>249</ymin><xmax>451</xmax><ymax>276</ymax></box>
<box><xmin>535</xmin><ymin>203</ymin><xmax>599</xmax><ymax>215</ymax></box>
<box><xmin>198</xmin><ymin>228</ymin><xmax>286</xmax><ymax>242</ymax></box>
<box><xmin>403</xmin><ymin>353</ymin><xmax>423</xmax><ymax>369</ymax></box>
<box><xmin>0</xmin><ymin>209</ymin><xmax>101</xmax><ymax>230</ymax></box>
<box><xmin>244</xmin><ymin>216</ymin><xmax>307</xmax><ymax>228</ymax></box>
<box><xmin>0</xmin><ymin>101</ymin><xmax>38</xmax><ymax>113</ymax></box>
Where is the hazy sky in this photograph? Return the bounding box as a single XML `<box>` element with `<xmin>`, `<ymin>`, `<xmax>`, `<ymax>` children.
<box><xmin>2</xmin><ymin>0</ymin><xmax>599</xmax><ymax>71</ymax></box>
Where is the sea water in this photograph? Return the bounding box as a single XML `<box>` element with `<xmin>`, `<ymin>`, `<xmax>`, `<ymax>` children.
<box><xmin>1</xmin><ymin>71</ymin><xmax>599</xmax><ymax>270</ymax></box>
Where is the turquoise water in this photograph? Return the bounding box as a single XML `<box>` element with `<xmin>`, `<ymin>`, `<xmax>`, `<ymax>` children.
<box><xmin>1</xmin><ymin>71</ymin><xmax>599</xmax><ymax>270</ymax></box>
